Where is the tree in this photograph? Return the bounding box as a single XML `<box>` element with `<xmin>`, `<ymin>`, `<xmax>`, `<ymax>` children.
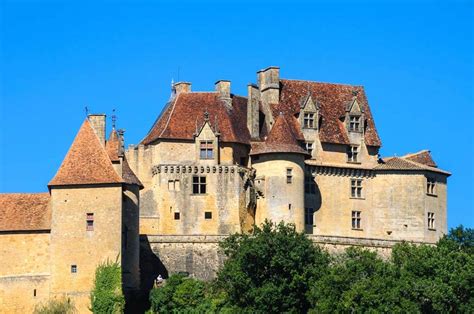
<box><xmin>216</xmin><ymin>220</ymin><xmax>330</xmax><ymax>313</ymax></box>
<box><xmin>90</xmin><ymin>260</ymin><xmax>125</xmax><ymax>314</ymax></box>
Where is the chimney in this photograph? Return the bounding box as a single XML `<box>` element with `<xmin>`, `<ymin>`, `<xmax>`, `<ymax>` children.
<box><xmin>247</xmin><ymin>84</ymin><xmax>260</xmax><ymax>139</ymax></box>
<box><xmin>257</xmin><ymin>66</ymin><xmax>280</xmax><ymax>104</ymax></box>
<box><xmin>215</xmin><ymin>80</ymin><xmax>232</xmax><ymax>106</ymax></box>
<box><xmin>173</xmin><ymin>82</ymin><xmax>191</xmax><ymax>95</ymax></box>
<box><xmin>88</xmin><ymin>114</ymin><xmax>106</xmax><ymax>146</ymax></box>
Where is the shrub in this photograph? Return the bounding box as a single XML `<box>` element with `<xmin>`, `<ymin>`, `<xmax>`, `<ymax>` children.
<box><xmin>90</xmin><ymin>260</ymin><xmax>125</xmax><ymax>314</ymax></box>
<box><xmin>34</xmin><ymin>297</ymin><xmax>76</xmax><ymax>314</ymax></box>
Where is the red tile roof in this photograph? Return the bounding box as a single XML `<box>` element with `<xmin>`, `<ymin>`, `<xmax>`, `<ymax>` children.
<box><xmin>141</xmin><ymin>93</ymin><xmax>251</xmax><ymax>145</ymax></box>
<box><xmin>122</xmin><ymin>156</ymin><xmax>144</xmax><ymax>189</ymax></box>
<box><xmin>250</xmin><ymin>114</ymin><xmax>309</xmax><ymax>156</ymax></box>
<box><xmin>0</xmin><ymin>193</ymin><xmax>51</xmax><ymax>231</ymax></box>
<box><xmin>106</xmin><ymin>129</ymin><xmax>121</xmax><ymax>162</ymax></box>
<box><xmin>278</xmin><ymin>79</ymin><xmax>381</xmax><ymax>147</ymax></box>
<box><xmin>375</xmin><ymin>157</ymin><xmax>450</xmax><ymax>175</ymax></box>
<box><xmin>49</xmin><ymin>119</ymin><xmax>124</xmax><ymax>186</ymax></box>
<box><xmin>402</xmin><ymin>150</ymin><xmax>437</xmax><ymax>167</ymax></box>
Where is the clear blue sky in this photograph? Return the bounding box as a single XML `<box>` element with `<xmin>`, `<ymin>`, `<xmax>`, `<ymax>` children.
<box><xmin>0</xmin><ymin>0</ymin><xmax>472</xmax><ymax>228</ymax></box>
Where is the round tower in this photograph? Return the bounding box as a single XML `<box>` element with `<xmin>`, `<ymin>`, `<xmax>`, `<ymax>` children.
<box><xmin>250</xmin><ymin>114</ymin><xmax>310</xmax><ymax>232</ymax></box>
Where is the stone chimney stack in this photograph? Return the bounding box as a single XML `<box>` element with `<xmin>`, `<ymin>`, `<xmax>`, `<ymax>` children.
<box><xmin>257</xmin><ymin>66</ymin><xmax>280</xmax><ymax>104</ymax></box>
<box><xmin>215</xmin><ymin>80</ymin><xmax>232</xmax><ymax>106</ymax></box>
<box><xmin>88</xmin><ymin>114</ymin><xmax>106</xmax><ymax>146</ymax></box>
<box><xmin>173</xmin><ymin>82</ymin><xmax>191</xmax><ymax>95</ymax></box>
<box><xmin>247</xmin><ymin>84</ymin><xmax>260</xmax><ymax>139</ymax></box>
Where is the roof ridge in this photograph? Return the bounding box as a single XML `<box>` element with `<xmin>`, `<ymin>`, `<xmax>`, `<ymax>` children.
<box><xmin>402</xmin><ymin>149</ymin><xmax>430</xmax><ymax>158</ymax></box>
<box><xmin>281</xmin><ymin>78</ymin><xmax>364</xmax><ymax>87</ymax></box>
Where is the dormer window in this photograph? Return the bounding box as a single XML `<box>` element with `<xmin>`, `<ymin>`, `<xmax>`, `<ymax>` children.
<box><xmin>303</xmin><ymin>113</ymin><xmax>315</xmax><ymax>129</ymax></box>
<box><xmin>349</xmin><ymin>115</ymin><xmax>361</xmax><ymax>132</ymax></box>
<box><xmin>199</xmin><ymin>141</ymin><xmax>214</xmax><ymax>159</ymax></box>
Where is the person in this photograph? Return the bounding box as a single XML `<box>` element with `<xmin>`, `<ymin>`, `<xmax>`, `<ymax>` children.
<box><xmin>154</xmin><ymin>274</ymin><xmax>164</xmax><ymax>287</ymax></box>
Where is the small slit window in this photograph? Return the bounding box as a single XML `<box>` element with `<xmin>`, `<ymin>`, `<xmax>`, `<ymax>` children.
<box><xmin>71</xmin><ymin>265</ymin><xmax>77</xmax><ymax>273</ymax></box>
<box><xmin>286</xmin><ymin>168</ymin><xmax>293</xmax><ymax>184</ymax></box>
<box><xmin>86</xmin><ymin>213</ymin><xmax>94</xmax><ymax>231</ymax></box>
<box><xmin>204</xmin><ymin>212</ymin><xmax>212</xmax><ymax>219</ymax></box>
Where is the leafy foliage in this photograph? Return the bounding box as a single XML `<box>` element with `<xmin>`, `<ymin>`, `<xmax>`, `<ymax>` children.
<box><xmin>90</xmin><ymin>260</ymin><xmax>125</xmax><ymax>314</ymax></box>
<box><xmin>34</xmin><ymin>297</ymin><xmax>76</xmax><ymax>314</ymax></box>
<box><xmin>146</xmin><ymin>223</ymin><xmax>473</xmax><ymax>314</ymax></box>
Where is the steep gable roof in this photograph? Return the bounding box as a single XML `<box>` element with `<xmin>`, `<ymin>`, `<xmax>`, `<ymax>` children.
<box><xmin>49</xmin><ymin>119</ymin><xmax>124</xmax><ymax>186</ymax></box>
<box><xmin>140</xmin><ymin>93</ymin><xmax>251</xmax><ymax>145</ymax></box>
<box><xmin>277</xmin><ymin>79</ymin><xmax>381</xmax><ymax>147</ymax></box>
<box><xmin>0</xmin><ymin>193</ymin><xmax>51</xmax><ymax>231</ymax></box>
<box><xmin>106</xmin><ymin>129</ymin><xmax>121</xmax><ymax>162</ymax></box>
<box><xmin>250</xmin><ymin>114</ymin><xmax>309</xmax><ymax>156</ymax></box>
<box><xmin>402</xmin><ymin>150</ymin><xmax>437</xmax><ymax>167</ymax></box>
<box><xmin>375</xmin><ymin>157</ymin><xmax>450</xmax><ymax>175</ymax></box>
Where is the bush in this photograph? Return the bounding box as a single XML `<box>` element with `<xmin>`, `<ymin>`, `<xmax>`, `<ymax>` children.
<box><xmin>34</xmin><ymin>297</ymin><xmax>76</xmax><ymax>314</ymax></box>
<box><xmin>90</xmin><ymin>260</ymin><xmax>125</xmax><ymax>314</ymax></box>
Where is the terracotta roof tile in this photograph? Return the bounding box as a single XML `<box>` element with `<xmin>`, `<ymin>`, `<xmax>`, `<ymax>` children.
<box><xmin>122</xmin><ymin>156</ymin><xmax>144</xmax><ymax>189</ymax></box>
<box><xmin>141</xmin><ymin>93</ymin><xmax>251</xmax><ymax>145</ymax></box>
<box><xmin>0</xmin><ymin>193</ymin><xmax>51</xmax><ymax>231</ymax></box>
<box><xmin>250</xmin><ymin>114</ymin><xmax>309</xmax><ymax>156</ymax></box>
<box><xmin>375</xmin><ymin>157</ymin><xmax>450</xmax><ymax>175</ymax></box>
<box><xmin>278</xmin><ymin>79</ymin><xmax>381</xmax><ymax>147</ymax></box>
<box><xmin>402</xmin><ymin>150</ymin><xmax>437</xmax><ymax>167</ymax></box>
<box><xmin>106</xmin><ymin>129</ymin><xmax>121</xmax><ymax>162</ymax></box>
<box><xmin>49</xmin><ymin>119</ymin><xmax>124</xmax><ymax>186</ymax></box>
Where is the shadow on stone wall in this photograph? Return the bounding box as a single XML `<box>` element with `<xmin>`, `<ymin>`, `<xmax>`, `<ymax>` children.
<box><xmin>127</xmin><ymin>235</ymin><xmax>168</xmax><ymax>314</ymax></box>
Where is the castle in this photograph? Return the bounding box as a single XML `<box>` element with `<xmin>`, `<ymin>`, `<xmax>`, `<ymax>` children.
<box><xmin>0</xmin><ymin>66</ymin><xmax>450</xmax><ymax>313</ymax></box>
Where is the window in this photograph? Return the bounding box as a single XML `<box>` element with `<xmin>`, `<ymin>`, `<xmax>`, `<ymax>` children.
<box><xmin>350</xmin><ymin>179</ymin><xmax>363</xmax><ymax>198</ymax></box>
<box><xmin>305</xmin><ymin>175</ymin><xmax>316</xmax><ymax>194</ymax></box>
<box><xmin>427</xmin><ymin>178</ymin><xmax>436</xmax><ymax>195</ymax></box>
<box><xmin>71</xmin><ymin>265</ymin><xmax>77</xmax><ymax>273</ymax></box>
<box><xmin>305</xmin><ymin>208</ymin><xmax>314</xmax><ymax>225</ymax></box>
<box><xmin>351</xmin><ymin>211</ymin><xmax>361</xmax><ymax>229</ymax></box>
<box><xmin>428</xmin><ymin>212</ymin><xmax>435</xmax><ymax>230</ymax></box>
<box><xmin>200</xmin><ymin>141</ymin><xmax>214</xmax><ymax>159</ymax></box>
<box><xmin>205</xmin><ymin>212</ymin><xmax>212</xmax><ymax>219</ymax></box>
<box><xmin>349</xmin><ymin>116</ymin><xmax>361</xmax><ymax>132</ymax></box>
<box><xmin>33</xmin><ymin>289</ymin><xmax>37</xmax><ymax>297</ymax></box>
<box><xmin>303</xmin><ymin>113</ymin><xmax>315</xmax><ymax>128</ymax></box>
<box><xmin>286</xmin><ymin>168</ymin><xmax>293</xmax><ymax>184</ymax></box>
<box><xmin>347</xmin><ymin>146</ymin><xmax>359</xmax><ymax>163</ymax></box>
<box><xmin>305</xmin><ymin>142</ymin><xmax>314</xmax><ymax>155</ymax></box>
<box><xmin>174</xmin><ymin>212</ymin><xmax>180</xmax><ymax>220</ymax></box>
<box><xmin>168</xmin><ymin>180</ymin><xmax>181</xmax><ymax>191</ymax></box>
<box><xmin>192</xmin><ymin>176</ymin><xmax>206</xmax><ymax>194</ymax></box>
<box><xmin>86</xmin><ymin>213</ymin><xmax>94</xmax><ymax>231</ymax></box>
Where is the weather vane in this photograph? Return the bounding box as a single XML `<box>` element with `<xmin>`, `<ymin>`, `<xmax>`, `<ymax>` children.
<box><xmin>85</xmin><ymin>106</ymin><xmax>89</xmax><ymax>117</ymax></box>
<box><xmin>112</xmin><ymin>109</ymin><xmax>117</xmax><ymax>129</ymax></box>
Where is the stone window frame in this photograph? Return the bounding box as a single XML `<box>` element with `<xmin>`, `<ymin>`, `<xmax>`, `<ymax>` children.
<box><xmin>286</xmin><ymin>168</ymin><xmax>293</xmax><ymax>184</ymax></box>
<box><xmin>426</xmin><ymin>177</ymin><xmax>437</xmax><ymax>196</ymax></box>
<box><xmin>350</xmin><ymin>178</ymin><xmax>363</xmax><ymax>199</ymax></box>
<box><xmin>192</xmin><ymin>176</ymin><xmax>207</xmax><ymax>194</ymax></box>
<box><xmin>199</xmin><ymin>140</ymin><xmax>214</xmax><ymax>160</ymax></box>
<box><xmin>347</xmin><ymin>145</ymin><xmax>360</xmax><ymax>163</ymax></box>
<box><xmin>427</xmin><ymin>212</ymin><xmax>436</xmax><ymax>230</ymax></box>
<box><xmin>305</xmin><ymin>207</ymin><xmax>314</xmax><ymax>226</ymax></box>
<box><xmin>351</xmin><ymin>210</ymin><xmax>362</xmax><ymax>230</ymax></box>
<box><xmin>303</xmin><ymin>112</ymin><xmax>316</xmax><ymax>129</ymax></box>
<box><xmin>348</xmin><ymin>115</ymin><xmax>362</xmax><ymax>132</ymax></box>
<box><xmin>86</xmin><ymin>213</ymin><xmax>94</xmax><ymax>231</ymax></box>
<box><xmin>305</xmin><ymin>141</ymin><xmax>314</xmax><ymax>155</ymax></box>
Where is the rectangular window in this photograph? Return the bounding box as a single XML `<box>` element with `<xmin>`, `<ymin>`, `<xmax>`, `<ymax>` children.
<box><xmin>86</xmin><ymin>213</ymin><xmax>94</xmax><ymax>231</ymax></box>
<box><xmin>349</xmin><ymin>116</ymin><xmax>361</xmax><ymax>132</ymax></box>
<box><xmin>192</xmin><ymin>176</ymin><xmax>206</xmax><ymax>194</ymax></box>
<box><xmin>286</xmin><ymin>168</ymin><xmax>293</xmax><ymax>184</ymax></box>
<box><xmin>174</xmin><ymin>212</ymin><xmax>180</xmax><ymax>220</ymax></box>
<box><xmin>428</xmin><ymin>212</ymin><xmax>435</xmax><ymax>230</ymax></box>
<box><xmin>305</xmin><ymin>208</ymin><xmax>314</xmax><ymax>225</ymax></box>
<box><xmin>427</xmin><ymin>178</ymin><xmax>436</xmax><ymax>195</ymax></box>
<box><xmin>205</xmin><ymin>211</ymin><xmax>212</xmax><ymax>219</ymax></box>
<box><xmin>303</xmin><ymin>113</ymin><xmax>315</xmax><ymax>128</ymax></box>
<box><xmin>351</xmin><ymin>211</ymin><xmax>361</xmax><ymax>229</ymax></box>
<box><xmin>350</xmin><ymin>179</ymin><xmax>363</xmax><ymax>198</ymax></box>
<box><xmin>305</xmin><ymin>175</ymin><xmax>316</xmax><ymax>194</ymax></box>
<box><xmin>200</xmin><ymin>141</ymin><xmax>214</xmax><ymax>159</ymax></box>
<box><xmin>175</xmin><ymin>180</ymin><xmax>180</xmax><ymax>191</ymax></box>
<box><xmin>305</xmin><ymin>142</ymin><xmax>314</xmax><ymax>155</ymax></box>
<box><xmin>71</xmin><ymin>265</ymin><xmax>77</xmax><ymax>273</ymax></box>
<box><xmin>168</xmin><ymin>180</ymin><xmax>175</xmax><ymax>191</ymax></box>
<box><xmin>347</xmin><ymin>146</ymin><xmax>359</xmax><ymax>163</ymax></box>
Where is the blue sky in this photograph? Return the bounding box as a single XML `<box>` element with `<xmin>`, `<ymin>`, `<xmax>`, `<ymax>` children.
<box><xmin>0</xmin><ymin>0</ymin><xmax>472</xmax><ymax>228</ymax></box>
